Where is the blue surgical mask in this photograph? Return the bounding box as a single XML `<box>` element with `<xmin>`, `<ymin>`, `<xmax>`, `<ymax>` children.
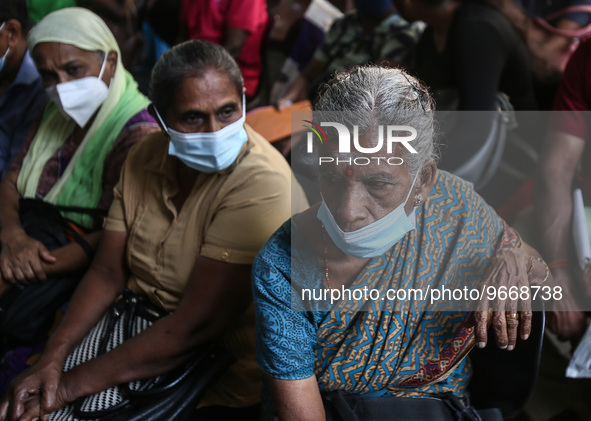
<box><xmin>0</xmin><ymin>22</ymin><xmax>10</xmax><ymax>73</ymax></box>
<box><xmin>154</xmin><ymin>96</ymin><xmax>248</xmax><ymax>173</ymax></box>
<box><xmin>317</xmin><ymin>170</ymin><xmax>420</xmax><ymax>258</ymax></box>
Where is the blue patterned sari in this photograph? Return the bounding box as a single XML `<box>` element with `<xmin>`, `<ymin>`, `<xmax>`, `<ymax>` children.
<box><xmin>252</xmin><ymin>171</ymin><xmax>518</xmax><ymax>414</ymax></box>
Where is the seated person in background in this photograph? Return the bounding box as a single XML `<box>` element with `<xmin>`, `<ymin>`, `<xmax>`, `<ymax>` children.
<box><xmin>0</xmin><ymin>39</ymin><xmax>308</xmax><ymax>420</ymax></box>
<box><xmin>179</xmin><ymin>0</ymin><xmax>269</xmax><ymax>98</ymax></box>
<box><xmin>0</xmin><ymin>0</ymin><xmax>47</xmax><ymax>178</ymax></box>
<box><xmin>0</xmin><ymin>6</ymin><xmax>158</xmax><ymax>373</ymax></box>
<box><xmin>253</xmin><ymin>66</ymin><xmax>548</xmax><ymax>420</ymax></box>
<box><xmin>499</xmin><ymin>0</ymin><xmax>591</xmax><ymax>108</ymax></box>
<box><xmin>535</xmin><ymin>36</ymin><xmax>591</xmax><ymax>341</ymax></box>
<box><xmin>275</xmin><ymin>0</ymin><xmax>425</xmax><ymax>110</ymax></box>
<box><xmin>77</xmin><ymin>0</ymin><xmax>145</xmax><ymax>69</ymax></box>
<box><xmin>399</xmin><ymin>0</ymin><xmax>537</xmax><ymax>206</ymax></box>
<box><xmin>404</xmin><ymin>0</ymin><xmax>536</xmax><ymax>112</ymax></box>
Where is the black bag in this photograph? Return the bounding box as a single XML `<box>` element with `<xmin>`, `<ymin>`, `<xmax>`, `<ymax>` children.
<box><xmin>322</xmin><ymin>390</ymin><xmax>503</xmax><ymax>421</ymax></box>
<box><xmin>0</xmin><ymin>199</ymin><xmax>104</xmax><ymax>344</ymax></box>
<box><xmin>49</xmin><ymin>290</ymin><xmax>235</xmax><ymax>421</ymax></box>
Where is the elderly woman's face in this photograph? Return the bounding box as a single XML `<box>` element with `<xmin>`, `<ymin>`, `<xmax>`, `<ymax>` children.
<box><xmin>32</xmin><ymin>42</ymin><xmax>114</xmax><ymax>88</ymax></box>
<box><xmin>165</xmin><ymin>69</ymin><xmax>242</xmax><ymax>134</ymax></box>
<box><xmin>319</xmin><ymin>136</ymin><xmax>417</xmax><ymax>233</ymax></box>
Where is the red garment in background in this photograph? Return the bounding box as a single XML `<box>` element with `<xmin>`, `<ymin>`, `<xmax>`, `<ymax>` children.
<box><xmin>180</xmin><ymin>0</ymin><xmax>268</xmax><ymax>97</ymax></box>
<box><xmin>551</xmin><ymin>35</ymin><xmax>591</xmax><ymax>198</ymax></box>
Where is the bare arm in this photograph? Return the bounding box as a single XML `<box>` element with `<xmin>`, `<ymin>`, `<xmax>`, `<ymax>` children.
<box><xmin>0</xmin><ymin>169</ymin><xmax>103</xmax><ymax>285</ymax></box>
<box><xmin>0</xmin><ymin>230</ymin><xmax>128</xmax><ymax>420</ymax></box>
<box><xmin>223</xmin><ymin>27</ymin><xmax>249</xmax><ymax>59</ymax></box>
<box><xmin>0</xmin><ymin>169</ymin><xmax>55</xmax><ymax>284</ymax></box>
<box><xmin>41</xmin><ymin>231</ymin><xmax>101</xmax><ymax>277</ymax></box>
<box><xmin>534</xmin><ymin>130</ymin><xmax>583</xmax><ymax>265</ymax></box>
<box><xmin>268</xmin><ymin>375</ymin><xmax>325</xmax><ymax>421</ymax></box>
<box><xmin>275</xmin><ymin>59</ymin><xmax>326</xmax><ymax>110</ymax></box>
<box><xmin>534</xmin><ymin>130</ymin><xmax>587</xmax><ymax>339</ymax></box>
<box><xmin>0</xmin><ymin>169</ymin><xmax>26</xmax><ymax>244</ymax></box>
<box><xmin>40</xmin><ymin>255</ymin><xmax>252</xmax><ymax>415</ymax></box>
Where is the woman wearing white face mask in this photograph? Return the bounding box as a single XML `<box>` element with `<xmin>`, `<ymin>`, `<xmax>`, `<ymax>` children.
<box><xmin>0</xmin><ymin>39</ymin><xmax>307</xmax><ymax>420</ymax></box>
<box><xmin>0</xmin><ymin>7</ymin><xmax>158</xmax><ymax>384</ymax></box>
<box><xmin>252</xmin><ymin>66</ymin><xmax>551</xmax><ymax>421</ymax></box>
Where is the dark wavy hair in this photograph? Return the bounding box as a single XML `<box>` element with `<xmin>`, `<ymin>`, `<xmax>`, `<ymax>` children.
<box><xmin>149</xmin><ymin>40</ymin><xmax>244</xmax><ymax>116</ymax></box>
<box><xmin>0</xmin><ymin>0</ymin><xmax>30</xmax><ymax>32</ymax></box>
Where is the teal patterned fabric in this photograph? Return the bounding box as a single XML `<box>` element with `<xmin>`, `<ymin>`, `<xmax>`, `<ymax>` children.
<box><xmin>252</xmin><ymin>170</ymin><xmax>506</xmax><ymax>405</ymax></box>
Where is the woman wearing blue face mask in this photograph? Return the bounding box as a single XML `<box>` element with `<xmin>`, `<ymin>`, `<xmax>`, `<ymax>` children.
<box><xmin>0</xmin><ymin>7</ymin><xmax>158</xmax><ymax>389</ymax></box>
<box><xmin>252</xmin><ymin>66</ymin><xmax>550</xmax><ymax>420</ymax></box>
<box><xmin>0</xmin><ymin>39</ymin><xmax>308</xmax><ymax>420</ymax></box>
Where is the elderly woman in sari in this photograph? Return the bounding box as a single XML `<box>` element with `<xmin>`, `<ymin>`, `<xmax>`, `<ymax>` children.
<box><xmin>252</xmin><ymin>66</ymin><xmax>550</xmax><ymax>420</ymax></box>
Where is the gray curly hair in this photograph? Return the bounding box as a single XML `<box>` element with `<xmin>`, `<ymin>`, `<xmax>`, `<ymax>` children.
<box><xmin>313</xmin><ymin>65</ymin><xmax>438</xmax><ymax>177</ymax></box>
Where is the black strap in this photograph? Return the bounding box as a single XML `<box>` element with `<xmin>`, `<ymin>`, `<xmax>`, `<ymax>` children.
<box><xmin>322</xmin><ymin>391</ymin><xmax>491</xmax><ymax>421</ymax></box>
<box><xmin>63</xmin><ymin>222</ymin><xmax>95</xmax><ymax>261</ymax></box>
<box><xmin>436</xmin><ymin>392</ymin><xmax>483</xmax><ymax>421</ymax></box>
<box><xmin>53</xmin><ymin>204</ymin><xmax>107</xmax><ymax>217</ymax></box>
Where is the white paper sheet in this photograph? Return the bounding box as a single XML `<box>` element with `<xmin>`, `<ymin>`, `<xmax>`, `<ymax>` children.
<box><xmin>572</xmin><ymin>188</ymin><xmax>591</xmax><ymax>270</ymax></box>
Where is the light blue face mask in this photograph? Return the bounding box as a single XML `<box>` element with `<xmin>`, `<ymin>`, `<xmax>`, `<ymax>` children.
<box><xmin>317</xmin><ymin>170</ymin><xmax>420</xmax><ymax>258</ymax></box>
<box><xmin>154</xmin><ymin>96</ymin><xmax>248</xmax><ymax>173</ymax></box>
<box><xmin>0</xmin><ymin>22</ymin><xmax>10</xmax><ymax>73</ymax></box>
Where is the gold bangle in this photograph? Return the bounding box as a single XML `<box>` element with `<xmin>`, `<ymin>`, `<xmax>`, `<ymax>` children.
<box><xmin>528</xmin><ymin>256</ymin><xmax>549</xmax><ymax>284</ymax></box>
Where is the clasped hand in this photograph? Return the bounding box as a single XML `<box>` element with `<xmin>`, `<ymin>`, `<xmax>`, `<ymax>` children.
<box><xmin>0</xmin><ymin>358</ymin><xmax>72</xmax><ymax>421</ymax></box>
<box><xmin>0</xmin><ymin>231</ymin><xmax>56</xmax><ymax>285</ymax></box>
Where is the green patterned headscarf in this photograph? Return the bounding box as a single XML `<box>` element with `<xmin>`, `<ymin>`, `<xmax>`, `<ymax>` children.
<box><xmin>18</xmin><ymin>8</ymin><xmax>149</xmax><ymax>229</ymax></box>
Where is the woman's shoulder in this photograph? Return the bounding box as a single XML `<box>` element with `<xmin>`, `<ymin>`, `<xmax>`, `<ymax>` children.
<box><xmin>254</xmin><ymin>220</ymin><xmax>292</xmax><ymax>267</ymax></box>
<box><xmin>120</xmin><ymin>130</ymin><xmax>168</xmax><ymax>171</ymax></box>
<box><xmin>224</xmin><ymin>125</ymin><xmax>295</xmax><ymax>192</ymax></box>
<box><xmin>120</xmin><ymin>109</ymin><xmax>158</xmax><ymax>132</ymax></box>
<box><xmin>456</xmin><ymin>1</ymin><xmax>514</xmax><ymax>33</ymax></box>
<box><xmin>240</xmin><ymin>124</ymin><xmax>292</xmax><ymax>174</ymax></box>
<box><xmin>252</xmin><ymin>220</ymin><xmax>293</xmax><ymax>294</ymax></box>
<box><xmin>429</xmin><ymin>170</ymin><xmax>491</xmax><ymax>214</ymax></box>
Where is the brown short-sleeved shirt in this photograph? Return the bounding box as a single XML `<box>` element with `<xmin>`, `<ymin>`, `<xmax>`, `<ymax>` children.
<box><xmin>104</xmin><ymin>124</ymin><xmax>308</xmax><ymax>408</ymax></box>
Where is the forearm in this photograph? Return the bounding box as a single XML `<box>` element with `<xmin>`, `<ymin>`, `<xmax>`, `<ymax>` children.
<box><xmin>534</xmin><ymin>163</ymin><xmax>574</xmax><ymax>262</ymax></box>
<box><xmin>42</xmin><ymin>232</ymin><xmax>128</xmax><ymax>363</ymax></box>
<box><xmin>223</xmin><ymin>27</ymin><xmax>248</xmax><ymax>59</ymax></box>
<box><xmin>62</xmin><ymin>313</ymin><xmax>209</xmax><ymax>399</ymax></box>
<box><xmin>0</xmin><ymin>172</ymin><xmax>24</xmax><ymax>243</ymax></box>
<box><xmin>269</xmin><ymin>376</ymin><xmax>325</xmax><ymax>421</ymax></box>
<box><xmin>42</xmin><ymin>231</ymin><xmax>102</xmax><ymax>277</ymax></box>
<box><xmin>60</xmin><ymin>257</ymin><xmax>254</xmax><ymax>401</ymax></box>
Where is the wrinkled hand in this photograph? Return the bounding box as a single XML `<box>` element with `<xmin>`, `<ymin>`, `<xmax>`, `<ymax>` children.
<box><xmin>470</xmin><ymin>248</ymin><xmax>546</xmax><ymax>351</ymax></box>
<box><xmin>0</xmin><ymin>359</ymin><xmax>66</xmax><ymax>421</ymax></box>
<box><xmin>547</xmin><ymin>268</ymin><xmax>587</xmax><ymax>341</ymax></box>
<box><xmin>9</xmin><ymin>395</ymin><xmax>42</xmax><ymax>421</ymax></box>
<box><xmin>0</xmin><ymin>232</ymin><xmax>56</xmax><ymax>284</ymax></box>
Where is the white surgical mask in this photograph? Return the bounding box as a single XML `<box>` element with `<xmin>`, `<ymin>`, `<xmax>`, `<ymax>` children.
<box><xmin>45</xmin><ymin>54</ymin><xmax>110</xmax><ymax>127</ymax></box>
<box><xmin>0</xmin><ymin>22</ymin><xmax>10</xmax><ymax>73</ymax></box>
<box><xmin>154</xmin><ymin>96</ymin><xmax>248</xmax><ymax>173</ymax></box>
<box><xmin>317</xmin><ymin>170</ymin><xmax>420</xmax><ymax>258</ymax></box>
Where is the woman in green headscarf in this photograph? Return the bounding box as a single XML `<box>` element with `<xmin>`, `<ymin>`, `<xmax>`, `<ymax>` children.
<box><xmin>0</xmin><ymin>8</ymin><xmax>158</xmax><ymax>334</ymax></box>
